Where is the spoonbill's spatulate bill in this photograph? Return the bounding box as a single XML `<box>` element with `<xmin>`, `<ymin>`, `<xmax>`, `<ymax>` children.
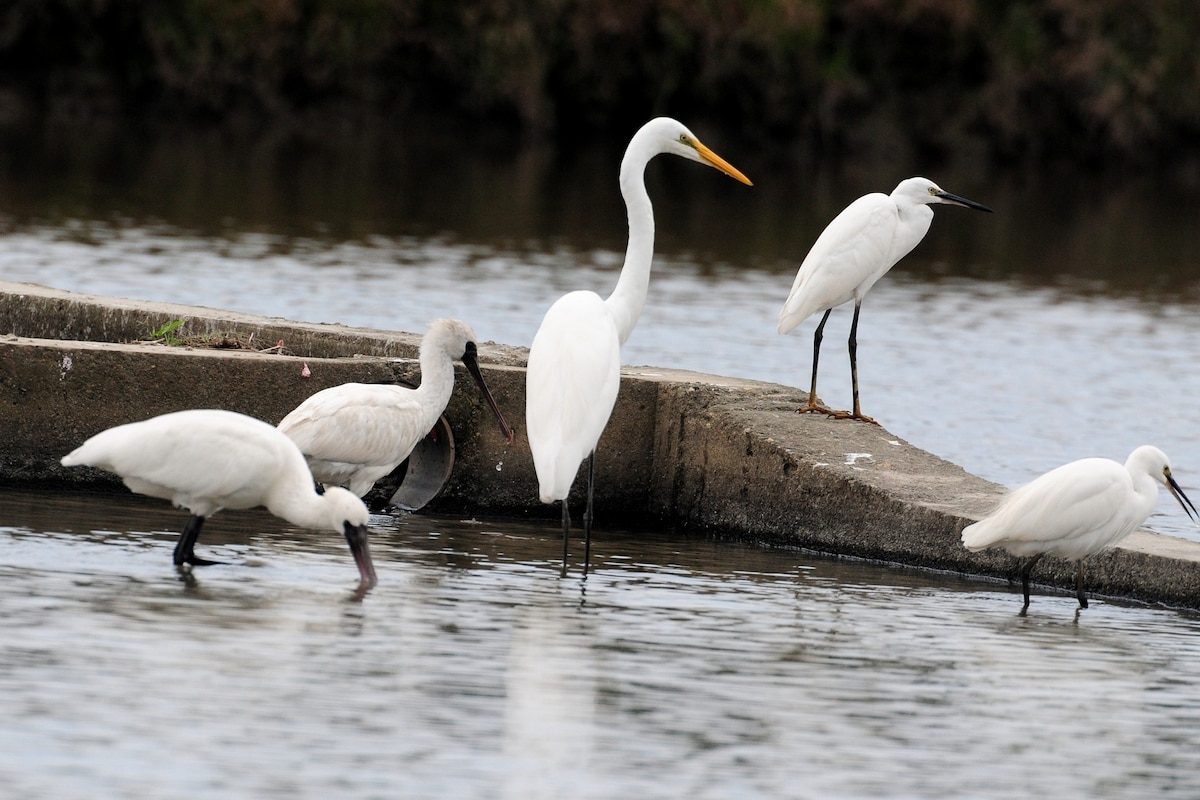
<box><xmin>61</xmin><ymin>409</ymin><xmax>377</xmax><ymax>589</ymax></box>
<box><xmin>278</xmin><ymin>318</ymin><xmax>513</xmax><ymax>499</ymax></box>
<box><xmin>778</xmin><ymin>177</ymin><xmax>992</xmax><ymax>424</ymax></box>
<box><xmin>526</xmin><ymin>116</ymin><xmax>752</xmax><ymax>577</ymax></box>
<box><xmin>961</xmin><ymin>445</ymin><xmax>1198</xmax><ymax>613</ymax></box>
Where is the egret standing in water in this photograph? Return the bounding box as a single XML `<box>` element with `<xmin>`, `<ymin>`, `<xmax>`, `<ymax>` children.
<box><xmin>526</xmin><ymin>117</ymin><xmax>752</xmax><ymax>576</ymax></box>
<box><xmin>777</xmin><ymin>177</ymin><xmax>992</xmax><ymax>423</ymax></box>
<box><xmin>61</xmin><ymin>409</ymin><xmax>378</xmax><ymax>590</ymax></box>
<box><xmin>278</xmin><ymin>318</ymin><xmax>513</xmax><ymax>499</ymax></box>
<box><xmin>961</xmin><ymin>445</ymin><xmax>1198</xmax><ymax>613</ymax></box>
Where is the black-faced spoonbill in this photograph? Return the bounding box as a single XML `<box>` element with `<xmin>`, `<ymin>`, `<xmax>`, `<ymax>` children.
<box><xmin>277</xmin><ymin>318</ymin><xmax>513</xmax><ymax>500</ymax></box>
<box><xmin>961</xmin><ymin>445</ymin><xmax>1198</xmax><ymax>614</ymax></box>
<box><xmin>777</xmin><ymin>177</ymin><xmax>992</xmax><ymax>424</ymax></box>
<box><xmin>61</xmin><ymin>408</ymin><xmax>377</xmax><ymax>589</ymax></box>
<box><xmin>526</xmin><ymin>117</ymin><xmax>752</xmax><ymax>577</ymax></box>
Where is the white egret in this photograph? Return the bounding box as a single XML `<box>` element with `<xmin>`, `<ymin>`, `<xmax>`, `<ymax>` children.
<box><xmin>278</xmin><ymin>318</ymin><xmax>513</xmax><ymax>499</ymax></box>
<box><xmin>61</xmin><ymin>409</ymin><xmax>377</xmax><ymax>589</ymax></box>
<box><xmin>777</xmin><ymin>177</ymin><xmax>992</xmax><ymax>423</ymax></box>
<box><xmin>526</xmin><ymin>117</ymin><xmax>752</xmax><ymax>576</ymax></box>
<box><xmin>961</xmin><ymin>445</ymin><xmax>1198</xmax><ymax>613</ymax></box>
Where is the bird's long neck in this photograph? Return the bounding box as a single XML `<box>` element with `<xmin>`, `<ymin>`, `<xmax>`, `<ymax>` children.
<box><xmin>265</xmin><ymin>455</ymin><xmax>338</xmax><ymax>530</ymax></box>
<box><xmin>413</xmin><ymin>340</ymin><xmax>456</xmax><ymax>432</ymax></box>
<box><xmin>1125</xmin><ymin>453</ymin><xmax>1163</xmax><ymax>519</ymax></box>
<box><xmin>274</xmin><ymin>489</ymin><xmax>327</xmax><ymax>529</ymax></box>
<box><xmin>605</xmin><ymin>148</ymin><xmax>655</xmax><ymax>347</ymax></box>
<box><xmin>889</xmin><ymin>203</ymin><xmax>935</xmax><ymax>267</ymax></box>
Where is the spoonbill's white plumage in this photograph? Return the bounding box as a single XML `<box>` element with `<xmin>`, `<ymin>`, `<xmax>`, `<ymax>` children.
<box><xmin>778</xmin><ymin>177</ymin><xmax>992</xmax><ymax>423</ymax></box>
<box><xmin>278</xmin><ymin>318</ymin><xmax>513</xmax><ymax>499</ymax></box>
<box><xmin>61</xmin><ymin>409</ymin><xmax>377</xmax><ymax>589</ymax></box>
<box><xmin>962</xmin><ymin>445</ymin><xmax>1198</xmax><ymax>613</ymax></box>
<box><xmin>526</xmin><ymin>116</ymin><xmax>751</xmax><ymax>576</ymax></box>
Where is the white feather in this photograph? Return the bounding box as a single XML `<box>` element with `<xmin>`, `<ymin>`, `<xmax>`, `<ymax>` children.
<box><xmin>962</xmin><ymin>445</ymin><xmax>1188</xmax><ymax>561</ymax></box>
<box><xmin>278</xmin><ymin>318</ymin><xmax>503</xmax><ymax>498</ymax></box>
<box><xmin>60</xmin><ymin>408</ymin><xmax>374</xmax><ymax>585</ymax></box>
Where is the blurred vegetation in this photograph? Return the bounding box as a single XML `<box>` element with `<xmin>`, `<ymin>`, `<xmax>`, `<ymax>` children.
<box><xmin>2</xmin><ymin>0</ymin><xmax>1200</xmax><ymax>165</ymax></box>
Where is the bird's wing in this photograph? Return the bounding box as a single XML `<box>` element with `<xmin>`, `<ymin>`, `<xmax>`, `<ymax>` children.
<box><xmin>278</xmin><ymin>384</ymin><xmax>426</xmax><ymax>469</ymax></box>
<box><xmin>67</xmin><ymin>411</ymin><xmax>283</xmax><ymax>512</ymax></box>
<box><xmin>526</xmin><ymin>291</ymin><xmax>622</xmax><ymax>502</ymax></box>
<box><xmin>778</xmin><ymin>193</ymin><xmax>897</xmax><ymax>333</ymax></box>
<box><xmin>961</xmin><ymin>459</ymin><xmax>1133</xmax><ymax>558</ymax></box>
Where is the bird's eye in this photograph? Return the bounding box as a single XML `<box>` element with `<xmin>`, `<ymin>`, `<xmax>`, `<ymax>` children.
<box><xmin>679</xmin><ymin>134</ymin><xmax>688</xmax><ymax>144</ymax></box>
<box><xmin>928</xmin><ymin>186</ymin><xmax>938</xmax><ymax>195</ymax></box>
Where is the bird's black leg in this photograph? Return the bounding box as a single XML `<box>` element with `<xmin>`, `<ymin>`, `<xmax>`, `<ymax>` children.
<box><xmin>582</xmin><ymin>451</ymin><xmax>596</xmax><ymax>578</ymax></box>
<box><xmin>560</xmin><ymin>499</ymin><xmax>571</xmax><ymax>578</ymax></box>
<box><xmin>847</xmin><ymin>301</ymin><xmax>877</xmax><ymax>425</ymax></box>
<box><xmin>1075</xmin><ymin>561</ymin><xmax>1089</xmax><ymax>609</ymax></box>
<box><xmin>173</xmin><ymin>514</ymin><xmax>223</xmax><ymax>567</ymax></box>
<box><xmin>848</xmin><ymin>301</ymin><xmax>861</xmax><ymax>414</ymax></box>
<box><xmin>806</xmin><ymin>309</ymin><xmax>832</xmax><ymax>410</ymax></box>
<box><xmin>1019</xmin><ymin>553</ymin><xmax>1044</xmax><ymax>615</ymax></box>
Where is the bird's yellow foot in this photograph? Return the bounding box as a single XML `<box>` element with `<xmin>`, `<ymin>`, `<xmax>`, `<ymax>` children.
<box><xmin>796</xmin><ymin>403</ymin><xmax>842</xmax><ymax>417</ymax></box>
<box><xmin>828</xmin><ymin>408</ymin><xmax>879</xmax><ymax>425</ymax></box>
<box><xmin>796</xmin><ymin>404</ymin><xmax>879</xmax><ymax>425</ymax></box>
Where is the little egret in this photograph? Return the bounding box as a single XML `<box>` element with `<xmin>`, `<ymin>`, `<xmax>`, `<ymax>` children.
<box><xmin>61</xmin><ymin>409</ymin><xmax>378</xmax><ymax>589</ymax></box>
<box><xmin>278</xmin><ymin>318</ymin><xmax>513</xmax><ymax>499</ymax></box>
<box><xmin>961</xmin><ymin>445</ymin><xmax>1198</xmax><ymax>613</ymax></box>
<box><xmin>526</xmin><ymin>117</ymin><xmax>752</xmax><ymax>576</ymax></box>
<box><xmin>777</xmin><ymin>177</ymin><xmax>992</xmax><ymax>423</ymax></box>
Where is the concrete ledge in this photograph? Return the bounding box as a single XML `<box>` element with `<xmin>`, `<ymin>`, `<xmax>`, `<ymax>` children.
<box><xmin>3</xmin><ymin>280</ymin><xmax>1199</xmax><ymax>608</ymax></box>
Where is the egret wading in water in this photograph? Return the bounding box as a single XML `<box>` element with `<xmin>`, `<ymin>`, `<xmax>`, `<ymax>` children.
<box><xmin>526</xmin><ymin>117</ymin><xmax>752</xmax><ymax>577</ymax></box>
<box><xmin>777</xmin><ymin>177</ymin><xmax>992</xmax><ymax>424</ymax></box>
<box><xmin>278</xmin><ymin>318</ymin><xmax>513</xmax><ymax>500</ymax></box>
<box><xmin>61</xmin><ymin>409</ymin><xmax>378</xmax><ymax>590</ymax></box>
<box><xmin>961</xmin><ymin>445</ymin><xmax>1198</xmax><ymax>614</ymax></box>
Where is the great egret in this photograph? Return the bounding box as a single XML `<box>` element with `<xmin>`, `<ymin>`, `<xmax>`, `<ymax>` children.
<box><xmin>961</xmin><ymin>445</ymin><xmax>1198</xmax><ymax>613</ymax></box>
<box><xmin>61</xmin><ymin>409</ymin><xmax>378</xmax><ymax>589</ymax></box>
<box><xmin>278</xmin><ymin>318</ymin><xmax>513</xmax><ymax>499</ymax></box>
<box><xmin>526</xmin><ymin>117</ymin><xmax>752</xmax><ymax>576</ymax></box>
<box><xmin>777</xmin><ymin>177</ymin><xmax>992</xmax><ymax>423</ymax></box>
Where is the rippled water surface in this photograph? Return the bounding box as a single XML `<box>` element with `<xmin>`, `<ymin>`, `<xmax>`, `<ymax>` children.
<box><xmin>3</xmin><ymin>221</ymin><xmax>1200</xmax><ymax>539</ymax></box>
<box><xmin>3</xmin><ymin>126</ymin><xmax>1200</xmax><ymax>530</ymax></box>
<box><xmin>5</xmin><ymin>489</ymin><xmax>1200</xmax><ymax>799</ymax></box>
<box><xmin>4</xmin><ymin>123</ymin><xmax>1200</xmax><ymax>796</ymax></box>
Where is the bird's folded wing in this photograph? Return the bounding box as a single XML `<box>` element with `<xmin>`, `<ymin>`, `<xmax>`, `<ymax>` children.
<box><xmin>280</xmin><ymin>386</ymin><xmax>426</xmax><ymax>467</ymax></box>
<box><xmin>118</xmin><ymin>424</ymin><xmax>283</xmax><ymax>500</ymax></box>
<box><xmin>779</xmin><ymin>195</ymin><xmax>895</xmax><ymax>330</ymax></box>
<box><xmin>966</xmin><ymin>463</ymin><xmax>1128</xmax><ymax>553</ymax></box>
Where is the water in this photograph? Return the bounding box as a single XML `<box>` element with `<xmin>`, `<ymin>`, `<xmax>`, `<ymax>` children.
<box><xmin>3</xmin><ymin>210</ymin><xmax>1200</xmax><ymax>538</ymax></box>
<box><xmin>5</xmin><ymin>488</ymin><xmax>1200</xmax><ymax>799</ymax></box>
<box><xmin>4</xmin><ymin>122</ymin><xmax>1200</xmax><ymax>795</ymax></box>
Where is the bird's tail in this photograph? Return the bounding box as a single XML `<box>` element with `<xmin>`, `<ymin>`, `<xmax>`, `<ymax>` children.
<box><xmin>960</xmin><ymin>517</ymin><xmax>1005</xmax><ymax>552</ymax></box>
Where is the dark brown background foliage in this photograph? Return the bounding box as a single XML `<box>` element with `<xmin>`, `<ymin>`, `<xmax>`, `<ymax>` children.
<box><xmin>1</xmin><ymin>0</ymin><xmax>1198</xmax><ymax>165</ymax></box>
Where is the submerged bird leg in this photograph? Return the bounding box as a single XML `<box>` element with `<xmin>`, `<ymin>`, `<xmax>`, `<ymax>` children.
<box><xmin>798</xmin><ymin>309</ymin><xmax>840</xmax><ymax>417</ymax></box>
<box><xmin>173</xmin><ymin>514</ymin><xmax>222</xmax><ymax>567</ymax></box>
<box><xmin>1018</xmin><ymin>553</ymin><xmax>1044</xmax><ymax>615</ymax></box>
<box><xmin>582</xmin><ymin>451</ymin><xmax>596</xmax><ymax>578</ymax></box>
<box><xmin>1075</xmin><ymin>561</ymin><xmax>1089</xmax><ymax>609</ymax></box>
<box><xmin>846</xmin><ymin>301</ymin><xmax>878</xmax><ymax>426</ymax></box>
<box><xmin>560</xmin><ymin>500</ymin><xmax>571</xmax><ymax>578</ymax></box>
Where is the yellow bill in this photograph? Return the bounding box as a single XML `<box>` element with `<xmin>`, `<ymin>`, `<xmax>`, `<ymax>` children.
<box><xmin>693</xmin><ymin>139</ymin><xmax>753</xmax><ymax>186</ymax></box>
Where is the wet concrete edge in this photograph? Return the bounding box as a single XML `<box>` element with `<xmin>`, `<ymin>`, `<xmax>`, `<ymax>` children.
<box><xmin>2</xmin><ymin>280</ymin><xmax>1198</xmax><ymax>609</ymax></box>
